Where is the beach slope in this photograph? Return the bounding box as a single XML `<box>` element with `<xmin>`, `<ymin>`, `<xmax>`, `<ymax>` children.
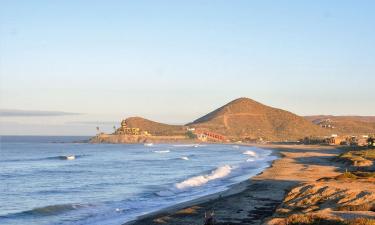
<box><xmin>126</xmin><ymin>145</ymin><xmax>363</xmax><ymax>225</ymax></box>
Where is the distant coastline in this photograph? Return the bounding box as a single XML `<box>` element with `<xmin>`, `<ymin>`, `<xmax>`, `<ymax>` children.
<box><xmin>89</xmin><ymin>133</ymin><xmax>193</xmax><ymax>144</ymax></box>
<box><xmin>89</xmin><ymin>98</ymin><xmax>375</xmax><ymax>145</ymax></box>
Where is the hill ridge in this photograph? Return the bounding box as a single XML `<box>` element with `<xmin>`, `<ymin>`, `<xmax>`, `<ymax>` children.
<box><xmin>188</xmin><ymin>97</ymin><xmax>327</xmax><ymax>141</ymax></box>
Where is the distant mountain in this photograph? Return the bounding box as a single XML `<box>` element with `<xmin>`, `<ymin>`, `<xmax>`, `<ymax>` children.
<box><xmin>305</xmin><ymin>115</ymin><xmax>375</xmax><ymax>135</ymax></box>
<box><xmin>305</xmin><ymin>115</ymin><xmax>375</xmax><ymax>123</ymax></box>
<box><xmin>117</xmin><ymin>99</ymin><xmax>374</xmax><ymax>142</ymax></box>
<box><xmin>187</xmin><ymin>98</ymin><xmax>326</xmax><ymax>141</ymax></box>
<box><xmin>124</xmin><ymin>117</ymin><xmax>186</xmax><ymax>136</ymax></box>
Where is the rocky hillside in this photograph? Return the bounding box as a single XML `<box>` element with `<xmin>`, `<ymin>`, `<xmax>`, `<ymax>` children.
<box><xmin>187</xmin><ymin>98</ymin><xmax>327</xmax><ymax>141</ymax></box>
<box><xmin>305</xmin><ymin>115</ymin><xmax>375</xmax><ymax>135</ymax></box>
<box><xmin>124</xmin><ymin>117</ymin><xmax>186</xmax><ymax>136</ymax></box>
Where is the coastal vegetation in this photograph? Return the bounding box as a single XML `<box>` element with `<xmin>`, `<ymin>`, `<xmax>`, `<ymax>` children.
<box><xmin>122</xmin><ymin>117</ymin><xmax>186</xmax><ymax>136</ymax></box>
<box><xmin>285</xmin><ymin>214</ymin><xmax>375</xmax><ymax>225</ymax></box>
<box><xmin>338</xmin><ymin>148</ymin><xmax>375</xmax><ymax>169</ymax></box>
<box><xmin>185</xmin><ymin>130</ymin><xmax>197</xmax><ymax>139</ymax></box>
<box><xmin>340</xmin><ymin>149</ymin><xmax>375</xmax><ymax>161</ymax></box>
<box><xmin>257</xmin><ymin>144</ymin><xmax>375</xmax><ymax>225</ymax></box>
<box><xmin>337</xmin><ymin>171</ymin><xmax>375</xmax><ymax>179</ymax></box>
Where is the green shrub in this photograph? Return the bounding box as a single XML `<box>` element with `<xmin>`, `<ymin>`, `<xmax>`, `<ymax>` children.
<box><xmin>185</xmin><ymin>131</ymin><xmax>197</xmax><ymax>139</ymax></box>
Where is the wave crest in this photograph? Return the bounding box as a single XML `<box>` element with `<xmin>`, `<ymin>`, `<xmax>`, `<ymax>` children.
<box><xmin>153</xmin><ymin>150</ymin><xmax>170</xmax><ymax>153</ymax></box>
<box><xmin>30</xmin><ymin>204</ymin><xmax>83</xmax><ymax>215</ymax></box>
<box><xmin>175</xmin><ymin>165</ymin><xmax>232</xmax><ymax>190</ymax></box>
<box><xmin>243</xmin><ymin>150</ymin><xmax>257</xmax><ymax>157</ymax></box>
<box><xmin>2</xmin><ymin>155</ymin><xmax>88</xmax><ymax>163</ymax></box>
<box><xmin>3</xmin><ymin>203</ymin><xmax>88</xmax><ymax>218</ymax></box>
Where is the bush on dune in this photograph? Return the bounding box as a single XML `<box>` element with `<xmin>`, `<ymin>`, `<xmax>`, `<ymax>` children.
<box><xmin>335</xmin><ymin>171</ymin><xmax>375</xmax><ymax>180</ymax></box>
<box><xmin>339</xmin><ymin>171</ymin><xmax>358</xmax><ymax>179</ymax></box>
<box><xmin>285</xmin><ymin>214</ymin><xmax>345</xmax><ymax>225</ymax></box>
<box><xmin>284</xmin><ymin>214</ymin><xmax>375</xmax><ymax>225</ymax></box>
<box><xmin>339</xmin><ymin>149</ymin><xmax>375</xmax><ymax>161</ymax></box>
<box><xmin>346</xmin><ymin>218</ymin><xmax>375</xmax><ymax>225</ymax></box>
<box><xmin>337</xmin><ymin>203</ymin><xmax>375</xmax><ymax>212</ymax></box>
<box><xmin>352</xmin><ymin>171</ymin><xmax>375</xmax><ymax>178</ymax></box>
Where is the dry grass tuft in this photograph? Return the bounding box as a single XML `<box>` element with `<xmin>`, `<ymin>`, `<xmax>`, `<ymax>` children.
<box><xmin>285</xmin><ymin>214</ymin><xmax>345</xmax><ymax>225</ymax></box>
<box><xmin>345</xmin><ymin>218</ymin><xmax>375</xmax><ymax>225</ymax></box>
<box><xmin>335</xmin><ymin>171</ymin><xmax>375</xmax><ymax>180</ymax></box>
<box><xmin>284</xmin><ymin>214</ymin><xmax>375</xmax><ymax>225</ymax></box>
<box><xmin>337</xmin><ymin>202</ymin><xmax>375</xmax><ymax>212</ymax></box>
<box><xmin>339</xmin><ymin>149</ymin><xmax>375</xmax><ymax>162</ymax></box>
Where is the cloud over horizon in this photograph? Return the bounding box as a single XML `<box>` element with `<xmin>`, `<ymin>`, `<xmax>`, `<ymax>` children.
<box><xmin>0</xmin><ymin>109</ymin><xmax>83</xmax><ymax>117</ymax></box>
<box><xmin>65</xmin><ymin>121</ymin><xmax>118</xmax><ymax>125</ymax></box>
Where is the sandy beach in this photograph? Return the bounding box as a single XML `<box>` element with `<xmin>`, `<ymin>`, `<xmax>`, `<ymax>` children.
<box><xmin>126</xmin><ymin>144</ymin><xmax>375</xmax><ymax>225</ymax></box>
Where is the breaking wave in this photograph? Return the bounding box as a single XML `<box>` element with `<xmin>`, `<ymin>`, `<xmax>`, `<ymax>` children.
<box><xmin>243</xmin><ymin>150</ymin><xmax>257</xmax><ymax>157</ymax></box>
<box><xmin>46</xmin><ymin>155</ymin><xmax>87</xmax><ymax>160</ymax></box>
<box><xmin>155</xmin><ymin>165</ymin><xmax>234</xmax><ymax>197</ymax></box>
<box><xmin>2</xmin><ymin>155</ymin><xmax>88</xmax><ymax>163</ymax></box>
<box><xmin>172</xmin><ymin>144</ymin><xmax>205</xmax><ymax>148</ymax></box>
<box><xmin>157</xmin><ymin>151</ymin><xmax>273</xmax><ymax>197</ymax></box>
<box><xmin>175</xmin><ymin>165</ymin><xmax>232</xmax><ymax>190</ymax></box>
<box><xmin>153</xmin><ymin>150</ymin><xmax>170</xmax><ymax>153</ymax></box>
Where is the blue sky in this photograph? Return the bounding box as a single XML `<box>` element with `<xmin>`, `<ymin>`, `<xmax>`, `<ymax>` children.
<box><xmin>1</xmin><ymin>0</ymin><xmax>375</xmax><ymax>135</ymax></box>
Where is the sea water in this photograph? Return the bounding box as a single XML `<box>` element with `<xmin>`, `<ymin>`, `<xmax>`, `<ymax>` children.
<box><xmin>0</xmin><ymin>136</ymin><xmax>277</xmax><ymax>225</ymax></box>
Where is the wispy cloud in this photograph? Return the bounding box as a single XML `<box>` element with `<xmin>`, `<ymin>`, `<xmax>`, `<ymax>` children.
<box><xmin>0</xmin><ymin>109</ymin><xmax>83</xmax><ymax>117</ymax></box>
<box><xmin>65</xmin><ymin>121</ymin><xmax>117</xmax><ymax>125</ymax></box>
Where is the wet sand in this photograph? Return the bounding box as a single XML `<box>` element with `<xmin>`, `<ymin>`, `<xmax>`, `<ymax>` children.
<box><xmin>125</xmin><ymin>144</ymin><xmax>346</xmax><ymax>225</ymax></box>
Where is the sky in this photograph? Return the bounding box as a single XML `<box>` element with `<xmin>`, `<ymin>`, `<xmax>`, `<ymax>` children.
<box><xmin>0</xmin><ymin>0</ymin><xmax>375</xmax><ymax>135</ymax></box>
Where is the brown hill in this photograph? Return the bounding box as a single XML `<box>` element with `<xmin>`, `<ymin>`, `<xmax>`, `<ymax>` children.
<box><xmin>187</xmin><ymin>98</ymin><xmax>327</xmax><ymax>141</ymax></box>
<box><xmin>124</xmin><ymin>117</ymin><xmax>186</xmax><ymax>136</ymax></box>
<box><xmin>305</xmin><ymin>115</ymin><xmax>375</xmax><ymax>135</ymax></box>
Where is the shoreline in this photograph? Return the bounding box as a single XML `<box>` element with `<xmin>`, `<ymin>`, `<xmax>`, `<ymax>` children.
<box><xmin>124</xmin><ymin>145</ymin><xmax>280</xmax><ymax>225</ymax></box>
<box><xmin>125</xmin><ymin>144</ymin><xmax>346</xmax><ymax>225</ymax></box>
<box><xmin>122</xmin><ymin>143</ymin><xmax>279</xmax><ymax>225</ymax></box>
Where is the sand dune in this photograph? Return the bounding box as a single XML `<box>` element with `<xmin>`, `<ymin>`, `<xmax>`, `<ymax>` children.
<box><xmin>126</xmin><ymin>144</ymin><xmax>375</xmax><ymax>225</ymax></box>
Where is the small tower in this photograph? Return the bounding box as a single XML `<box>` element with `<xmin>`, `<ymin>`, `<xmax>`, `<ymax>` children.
<box><xmin>121</xmin><ymin>120</ymin><xmax>127</xmax><ymax>129</ymax></box>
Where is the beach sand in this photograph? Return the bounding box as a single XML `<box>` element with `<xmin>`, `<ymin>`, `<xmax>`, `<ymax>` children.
<box><xmin>125</xmin><ymin>144</ymin><xmax>357</xmax><ymax>225</ymax></box>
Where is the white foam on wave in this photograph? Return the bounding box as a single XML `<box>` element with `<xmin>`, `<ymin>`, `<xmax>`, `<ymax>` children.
<box><xmin>153</xmin><ymin>150</ymin><xmax>170</xmax><ymax>153</ymax></box>
<box><xmin>232</xmin><ymin>145</ymin><xmax>240</xmax><ymax>149</ymax></box>
<box><xmin>156</xmin><ymin>190</ymin><xmax>175</xmax><ymax>197</ymax></box>
<box><xmin>172</xmin><ymin>144</ymin><xmax>205</xmax><ymax>148</ymax></box>
<box><xmin>180</xmin><ymin>156</ymin><xmax>189</xmax><ymax>161</ymax></box>
<box><xmin>243</xmin><ymin>150</ymin><xmax>257</xmax><ymax>157</ymax></box>
<box><xmin>175</xmin><ymin>165</ymin><xmax>232</xmax><ymax>190</ymax></box>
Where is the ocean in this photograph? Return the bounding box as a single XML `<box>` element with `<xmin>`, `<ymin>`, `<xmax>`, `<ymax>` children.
<box><xmin>0</xmin><ymin>136</ymin><xmax>277</xmax><ymax>225</ymax></box>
